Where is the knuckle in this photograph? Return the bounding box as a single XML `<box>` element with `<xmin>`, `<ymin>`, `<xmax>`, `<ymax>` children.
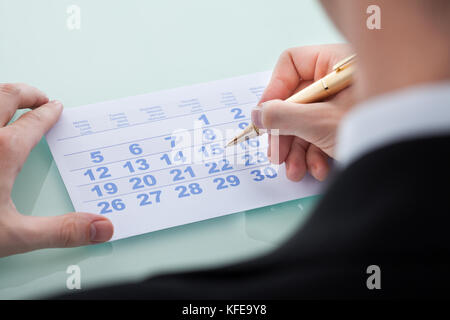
<box><xmin>0</xmin><ymin>130</ymin><xmax>25</xmax><ymax>175</ymax></box>
<box><xmin>22</xmin><ymin>110</ymin><xmax>43</xmax><ymax>124</ymax></box>
<box><xmin>0</xmin><ymin>83</ymin><xmax>20</xmax><ymax>97</ymax></box>
<box><xmin>0</xmin><ymin>133</ymin><xmax>11</xmax><ymax>152</ymax></box>
<box><xmin>280</xmin><ymin>48</ymin><xmax>291</xmax><ymax>57</ymax></box>
<box><xmin>0</xmin><ymin>130</ymin><xmax>20</xmax><ymax>153</ymax></box>
<box><xmin>278</xmin><ymin>49</ymin><xmax>290</xmax><ymax>62</ymax></box>
<box><xmin>279</xmin><ymin>48</ymin><xmax>295</xmax><ymax>61</ymax></box>
<box><xmin>59</xmin><ymin>214</ymin><xmax>83</xmax><ymax>247</ymax></box>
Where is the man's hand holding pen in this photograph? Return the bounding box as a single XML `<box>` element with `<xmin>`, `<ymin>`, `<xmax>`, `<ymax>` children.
<box><xmin>251</xmin><ymin>44</ymin><xmax>356</xmax><ymax>182</ymax></box>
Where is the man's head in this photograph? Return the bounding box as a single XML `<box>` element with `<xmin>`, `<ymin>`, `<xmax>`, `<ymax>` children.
<box><xmin>319</xmin><ymin>0</ymin><xmax>450</xmax><ymax>101</ymax></box>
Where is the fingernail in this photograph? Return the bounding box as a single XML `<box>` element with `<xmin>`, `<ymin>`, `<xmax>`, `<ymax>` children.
<box><xmin>90</xmin><ymin>220</ymin><xmax>112</xmax><ymax>242</ymax></box>
<box><xmin>251</xmin><ymin>106</ymin><xmax>264</xmax><ymax>128</ymax></box>
<box><xmin>50</xmin><ymin>100</ymin><xmax>63</xmax><ymax>109</ymax></box>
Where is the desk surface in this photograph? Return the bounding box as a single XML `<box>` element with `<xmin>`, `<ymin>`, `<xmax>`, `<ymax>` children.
<box><xmin>0</xmin><ymin>0</ymin><xmax>342</xmax><ymax>299</ymax></box>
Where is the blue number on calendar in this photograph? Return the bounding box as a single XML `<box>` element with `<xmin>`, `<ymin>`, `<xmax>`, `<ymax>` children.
<box><xmin>199</xmin><ymin>143</ymin><xmax>224</xmax><ymax>157</ymax></box>
<box><xmin>203</xmin><ymin>128</ymin><xmax>216</xmax><ymax>141</ymax></box>
<box><xmin>198</xmin><ymin>145</ymin><xmax>209</xmax><ymax>157</ymax></box>
<box><xmin>90</xmin><ymin>151</ymin><xmax>104</xmax><ymax>163</ymax></box>
<box><xmin>164</xmin><ymin>136</ymin><xmax>176</xmax><ymax>148</ymax></box>
<box><xmin>174</xmin><ymin>151</ymin><xmax>187</xmax><ymax>162</ymax></box>
<box><xmin>97</xmin><ymin>199</ymin><xmax>126</xmax><ymax>214</ymax></box>
<box><xmin>129</xmin><ymin>143</ymin><xmax>143</xmax><ymax>155</ymax></box>
<box><xmin>198</xmin><ymin>114</ymin><xmax>210</xmax><ymax>125</ymax></box>
<box><xmin>239</xmin><ymin>138</ymin><xmax>260</xmax><ymax>150</ymax></box>
<box><xmin>175</xmin><ymin>183</ymin><xmax>203</xmax><ymax>198</ymax></box>
<box><xmin>210</xmin><ymin>143</ymin><xmax>224</xmax><ymax>155</ymax></box>
<box><xmin>213</xmin><ymin>175</ymin><xmax>240</xmax><ymax>190</ymax></box>
<box><xmin>238</xmin><ymin>122</ymin><xmax>249</xmax><ymax>130</ymax></box>
<box><xmin>84</xmin><ymin>167</ymin><xmax>111</xmax><ymax>181</ymax></box>
<box><xmin>170</xmin><ymin>166</ymin><xmax>195</xmax><ymax>181</ymax></box>
<box><xmin>231</xmin><ymin>108</ymin><xmax>245</xmax><ymax>119</ymax></box>
<box><xmin>91</xmin><ymin>182</ymin><xmax>118</xmax><ymax>197</ymax></box>
<box><xmin>243</xmin><ymin>154</ymin><xmax>255</xmax><ymax>166</ymax></box>
<box><xmin>255</xmin><ymin>151</ymin><xmax>268</xmax><ymax>163</ymax></box>
<box><xmin>123</xmin><ymin>159</ymin><xmax>150</xmax><ymax>173</ymax></box>
<box><xmin>160</xmin><ymin>153</ymin><xmax>171</xmax><ymax>165</ymax></box>
<box><xmin>160</xmin><ymin>151</ymin><xmax>187</xmax><ymax>165</ymax></box>
<box><xmin>130</xmin><ymin>175</ymin><xmax>157</xmax><ymax>190</ymax></box>
<box><xmin>250</xmin><ymin>167</ymin><xmax>278</xmax><ymax>181</ymax></box>
<box><xmin>137</xmin><ymin>190</ymin><xmax>162</xmax><ymax>206</ymax></box>
<box><xmin>97</xmin><ymin>167</ymin><xmax>111</xmax><ymax>178</ymax></box>
<box><xmin>243</xmin><ymin>152</ymin><xmax>268</xmax><ymax>166</ymax></box>
<box><xmin>205</xmin><ymin>159</ymin><xmax>233</xmax><ymax>174</ymax></box>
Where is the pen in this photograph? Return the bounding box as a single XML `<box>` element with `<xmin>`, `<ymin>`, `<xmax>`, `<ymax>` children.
<box><xmin>225</xmin><ymin>54</ymin><xmax>356</xmax><ymax>147</ymax></box>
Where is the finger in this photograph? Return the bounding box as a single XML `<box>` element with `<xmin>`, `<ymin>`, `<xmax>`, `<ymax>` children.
<box><xmin>265</xmin><ymin>82</ymin><xmax>312</xmax><ymax>164</ymax></box>
<box><xmin>257</xmin><ymin>47</ymin><xmax>328</xmax><ymax>168</ymax></box>
<box><xmin>0</xmin><ymin>83</ymin><xmax>49</xmax><ymax>126</ymax></box>
<box><xmin>253</xmin><ymin>99</ymin><xmax>339</xmax><ymax>156</ymax></box>
<box><xmin>284</xmin><ymin>137</ymin><xmax>309</xmax><ymax>182</ymax></box>
<box><xmin>269</xmin><ymin>134</ymin><xmax>293</xmax><ymax>165</ymax></box>
<box><xmin>16</xmin><ymin>213</ymin><xmax>114</xmax><ymax>252</ymax></box>
<box><xmin>5</xmin><ymin>100</ymin><xmax>63</xmax><ymax>165</ymax></box>
<box><xmin>259</xmin><ymin>44</ymin><xmax>348</xmax><ymax>103</ymax></box>
<box><xmin>254</xmin><ymin>99</ymin><xmax>325</xmax><ymax>133</ymax></box>
<box><xmin>306</xmin><ymin>144</ymin><xmax>330</xmax><ymax>181</ymax></box>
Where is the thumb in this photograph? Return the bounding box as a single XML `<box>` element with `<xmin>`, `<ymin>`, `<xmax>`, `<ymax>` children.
<box><xmin>252</xmin><ymin>99</ymin><xmax>341</xmax><ymax>155</ymax></box>
<box><xmin>18</xmin><ymin>213</ymin><xmax>114</xmax><ymax>251</ymax></box>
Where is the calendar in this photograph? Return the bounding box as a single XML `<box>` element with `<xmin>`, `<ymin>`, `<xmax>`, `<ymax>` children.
<box><xmin>46</xmin><ymin>71</ymin><xmax>322</xmax><ymax>241</ymax></box>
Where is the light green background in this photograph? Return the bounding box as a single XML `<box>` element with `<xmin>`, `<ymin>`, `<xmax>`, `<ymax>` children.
<box><xmin>0</xmin><ymin>0</ymin><xmax>343</xmax><ymax>299</ymax></box>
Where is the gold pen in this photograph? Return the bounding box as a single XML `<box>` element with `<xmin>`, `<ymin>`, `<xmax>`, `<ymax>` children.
<box><xmin>226</xmin><ymin>54</ymin><xmax>356</xmax><ymax>147</ymax></box>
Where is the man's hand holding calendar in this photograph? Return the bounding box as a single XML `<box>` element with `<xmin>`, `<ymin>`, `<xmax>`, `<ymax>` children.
<box><xmin>0</xmin><ymin>44</ymin><xmax>353</xmax><ymax>256</ymax></box>
<box><xmin>0</xmin><ymin>83</ymin><xmax>113</xmax><ymax>257</ymax></box>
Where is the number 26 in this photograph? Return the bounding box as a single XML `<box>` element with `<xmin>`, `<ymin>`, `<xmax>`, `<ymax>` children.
<box><xmin>97</xmin><ymin>199</ymin><xmax>126</xmax><ymax>214</ymax></box>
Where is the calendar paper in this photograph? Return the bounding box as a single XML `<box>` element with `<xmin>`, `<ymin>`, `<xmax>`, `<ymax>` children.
<box><xmin>46</xmin><ymin>72</ymin><xmax>322</xmax><ymax>241</ymax></box>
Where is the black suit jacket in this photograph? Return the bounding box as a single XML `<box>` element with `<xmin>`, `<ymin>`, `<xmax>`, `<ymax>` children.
<box><xmin>61</xmin><ymin>135</ymin><xmax>450</xmax><ymax>299</ymax></box>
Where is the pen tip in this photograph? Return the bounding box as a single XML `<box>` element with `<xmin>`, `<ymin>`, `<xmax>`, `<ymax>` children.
<box><xmin>225</xmin><ymin>139</ymin><xmax>236</xmax><ymax>148</ymax></box>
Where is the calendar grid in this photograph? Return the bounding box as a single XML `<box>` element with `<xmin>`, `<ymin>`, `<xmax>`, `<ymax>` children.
<box><xmin>75</xmin><ymin>148</ymin><xmax>266</xmax><ymax>187</ymax></box>
<box><xmin>46</xmin><ymin>71</ymin><xmax>321</xmax><ymax>241</ymax></box>
<box><xmin>83</xmin><ymin>162</ymin><xmax>271</xmax><ymax>203</ymax></box>
<box><xmin>63</xmin><ymin>118</ymin><xmax>251</xmax><ymax>157</ymax></box>
<box><xmin>69</xmin><ymin>137</ymin><xmax>229</xmax><ymax>172</ymax></box>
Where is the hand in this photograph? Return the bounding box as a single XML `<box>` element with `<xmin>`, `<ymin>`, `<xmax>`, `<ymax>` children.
<box><xmin>253</xmin><ymin>44</ymin><xmax>356</xmax><ymax>182</ymax></box>
<box><xmin>0</xmin><ymin>83</ymin><xmax>113</xmax><ymax>258</ymax></box>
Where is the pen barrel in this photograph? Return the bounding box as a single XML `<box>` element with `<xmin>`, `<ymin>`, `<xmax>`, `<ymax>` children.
<box><xmin>286</xmin><ymin>64</ymin><xmax>355</xmax><ymax>104</ymax></box>
<box><xmin>226</xmin><ymin>58</ymin><xmax>355</xmax><ymax>147</ymax></box>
